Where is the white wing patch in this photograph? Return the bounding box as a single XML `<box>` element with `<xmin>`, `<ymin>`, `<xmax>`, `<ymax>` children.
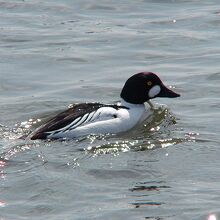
<box><xmin>68</xmin><ymin>111</ymin><xmax>100</xmax><ymax>131</ymax></box>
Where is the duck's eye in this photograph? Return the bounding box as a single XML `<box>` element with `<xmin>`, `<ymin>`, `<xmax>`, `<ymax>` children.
<box><xmin>147</xmin><ymin>81</ymin><xmax>152</xmax><ymax>86</ymax></box>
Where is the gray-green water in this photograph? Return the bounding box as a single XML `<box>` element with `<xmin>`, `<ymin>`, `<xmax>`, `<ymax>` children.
<box><xmin>1</xmin><ymin>1</ymin><xmax>220</xmax><ymax>219</ymax></box>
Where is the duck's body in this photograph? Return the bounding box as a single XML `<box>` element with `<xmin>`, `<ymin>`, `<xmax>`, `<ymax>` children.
<box><xmin>30</xmin><ymin>72</ymin><xmax>180</xmax><ymax>140</ymax></box>
<box><xmin>31</xmin><ymin>101</ymin><xmax>149</xmax><ymax>140</ymax></box>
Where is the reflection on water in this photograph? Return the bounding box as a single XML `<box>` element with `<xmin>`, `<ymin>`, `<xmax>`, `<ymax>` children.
<box><xmin>130</xmin><ymin>181</ymin><xmax>172</xmax><ymax>219</ymax></box>
<box><xmin>130</xmin><ymin>184</ymin><xmax>171</xmax><ymax>192</ymax></box>
<box><xmin>130</xmin><ymin>182</ymin><xmax>170</xmax><ymax>208</ymax></box>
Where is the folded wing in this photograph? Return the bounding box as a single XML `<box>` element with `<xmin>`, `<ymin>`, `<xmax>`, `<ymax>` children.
<box><xmin>30</xmin><ymin>103</ymin><xmax>127</xmax><ymax>140</ymax></box>
<box><xmin>30</xmin><ymin>103</ymin><xmax>105</xmax><ymax>140</ymax></box>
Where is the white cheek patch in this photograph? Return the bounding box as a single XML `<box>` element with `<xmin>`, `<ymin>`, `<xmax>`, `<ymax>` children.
<box><xmin>148</xmin><ymin>85</ymin><xmax>161</xmax><ymax>98</ymax></box>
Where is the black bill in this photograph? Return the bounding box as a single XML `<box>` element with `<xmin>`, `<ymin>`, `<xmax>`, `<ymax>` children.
<box><xmin>157</xmin><ymin>84</ymin><xmax>180</xmax><ymax>98</ymax></box>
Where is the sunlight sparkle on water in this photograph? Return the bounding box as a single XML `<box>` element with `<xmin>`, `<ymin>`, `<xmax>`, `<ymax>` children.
<box><xmin>208</xmin><ymin>214</ymin><xmax>217</xmax><ymax>220</ymax></box>
<box><xmin>150</xmin><ymin>126</ymin><xmax>160</xmax><ymax>131</ymax></box>
<box><xmin>0</xmin><ymin>200</ymin><xmax>6</xmax><ymax>207</ymax></box>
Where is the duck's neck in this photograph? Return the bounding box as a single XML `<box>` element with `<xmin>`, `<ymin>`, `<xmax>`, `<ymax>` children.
<box><xmin>120</xmin><ymin>99</ymin><xmax>145</xmax><ymax>108</ymax></box>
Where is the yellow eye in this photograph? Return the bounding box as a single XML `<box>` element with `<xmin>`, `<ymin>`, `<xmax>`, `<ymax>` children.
<box><xmin>147</xmin><ymin>81</ymin><xmax>152</xmax><ymax>86</ymax></box>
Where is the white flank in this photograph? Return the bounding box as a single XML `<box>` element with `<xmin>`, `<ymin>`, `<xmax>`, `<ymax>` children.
<box><xmin>47</xmin><ymin>100</ymin><xmax>151</xmax><ymax>139</ymax></box>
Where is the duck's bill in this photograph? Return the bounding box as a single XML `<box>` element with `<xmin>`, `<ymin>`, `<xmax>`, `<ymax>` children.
<box><xmin>157</xmin><ymin>84</ymin><xmax>180</xmax><ymax>98</ymax></box>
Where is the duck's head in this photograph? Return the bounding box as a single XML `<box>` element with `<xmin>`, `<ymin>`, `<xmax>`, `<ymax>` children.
<box><xmin>120</xmin><ymin>72</ymin><xmax>180</xmax><ymax>104</ymax></box>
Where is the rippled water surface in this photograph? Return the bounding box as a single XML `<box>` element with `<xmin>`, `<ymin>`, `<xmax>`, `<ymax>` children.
<box><xmin>1</xmin><ymin>0</ymin><xmax>220</xmax><ymax>219</ymax></box>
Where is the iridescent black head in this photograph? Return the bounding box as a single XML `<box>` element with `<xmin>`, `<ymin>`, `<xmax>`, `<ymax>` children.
<box><xmin>120</xmin><ymin>72</ymin><xmax>180</xmax><ymax>104</ymax></box>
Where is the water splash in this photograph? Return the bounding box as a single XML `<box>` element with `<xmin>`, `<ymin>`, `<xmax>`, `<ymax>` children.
<box><xmin>83</xmin><ymin>104</ymin><xmax>183</xmax><ymax>156</ymax></box>
<box><xmin>0</xmin><ymin>104</ymin><xmax>191</xmax><ymax>160</ymax></box>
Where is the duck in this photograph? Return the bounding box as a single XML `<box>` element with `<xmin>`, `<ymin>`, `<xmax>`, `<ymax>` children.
<box><xmin>30</xmin><ymin>72</ymin><xmax>180</xmax><ymax>140</ymax></box>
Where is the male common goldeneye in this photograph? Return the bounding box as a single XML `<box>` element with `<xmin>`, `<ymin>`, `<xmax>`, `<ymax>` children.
<box><xmin>30</xmin><ymin>72</ymin><xmax>180</xmax><ymax>140</ymax></box>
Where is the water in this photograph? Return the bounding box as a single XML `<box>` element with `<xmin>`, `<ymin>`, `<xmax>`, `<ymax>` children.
<box><xmin>0</xmin><ymin>0</ymin><xmax>220</xmax><ymax>219</ymax></box>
